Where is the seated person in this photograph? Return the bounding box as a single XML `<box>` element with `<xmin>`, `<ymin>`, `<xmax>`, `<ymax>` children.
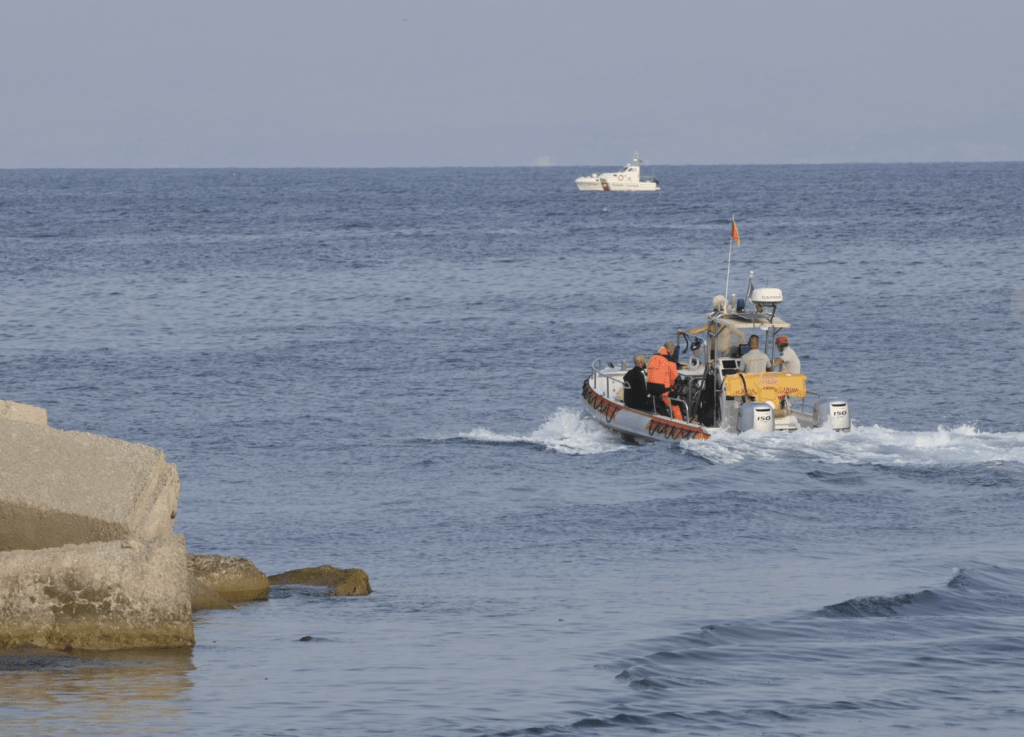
<box><xmin>623</xmin><ymin>354</ymin><xmax>652</xmax><ymax>411</ymax></box>
<box><xmin>738</xmin><ymin>335</ymin><xmax>770</xmax><ymax>374</ymax></box>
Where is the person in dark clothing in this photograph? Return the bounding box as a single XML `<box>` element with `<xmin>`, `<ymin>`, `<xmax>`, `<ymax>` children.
<box><xmin>623</xmin><ymin>354</ymin><xmax>652</xmax><ymax>411</ymax></box>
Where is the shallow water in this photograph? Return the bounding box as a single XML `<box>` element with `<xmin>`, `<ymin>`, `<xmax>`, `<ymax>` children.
<box><xmin>1</xmin><ymin>164</ymin><xmax>1023</xmax><ymax>735</ymax></box>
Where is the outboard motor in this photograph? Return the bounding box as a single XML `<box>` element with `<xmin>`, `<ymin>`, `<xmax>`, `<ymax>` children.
<box><xmin>814</xmin><ymin>400</ymin><xmax>851</xmax><ymax>432</ymax></box>
<box><xmin>738</xmin><ymin>402</ymin><xmax>775</xmax><ymax>433</ymax></box>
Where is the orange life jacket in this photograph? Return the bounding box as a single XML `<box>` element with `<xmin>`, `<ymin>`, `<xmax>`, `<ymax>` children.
<box><xmin>647</xmin><ymin>348</ymin><xmax>674</xmax><ymax>391</ymax></box>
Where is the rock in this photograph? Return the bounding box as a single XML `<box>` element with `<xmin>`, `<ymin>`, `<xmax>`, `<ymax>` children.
<box><xmin>268</xmin><ymin>566</ymin><xmax>372</xmax><ymax>596</ymax></box>
<box><xmin>0</xmin><ymin>415</ymin><xmax>180</xmax><ymax>552</ymax></box>
<box><xmin>189</xmin><ymin>576</ymin><xmax>234</xmax><ymax>611</ymax></box>
<box><xmin>187</xmin><ymin>554</ymin><xmax>269</xmax><ymax>603</ymax></box>
<box><xmin>0</xmin><ymin>535</ymin><xmax>194</xmax><ymax>651</ymax></box>
<box><xmin>0</xmin><ymin>400</ymin><xmax>48</xmax><ymax>426</ymax></box>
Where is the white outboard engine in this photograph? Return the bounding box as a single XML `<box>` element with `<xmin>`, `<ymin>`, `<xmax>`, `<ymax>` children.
<box><xmin>738</xmin><ymin>402</ymin><xmax>775</xmax><ymax>433</ymax></box>
<box><xmin>814</xmin><ymin>400</ymin><xmax>851</xmax><ymax>432</ymax></box>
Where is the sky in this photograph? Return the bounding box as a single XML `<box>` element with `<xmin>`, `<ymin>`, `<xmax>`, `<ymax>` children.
<box><xmin>2</xmin><ymin>0</ymin><xmax>1023</xmax><ymax>167</ymax></box>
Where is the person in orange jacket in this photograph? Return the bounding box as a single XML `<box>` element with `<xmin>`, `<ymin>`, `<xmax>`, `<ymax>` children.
<box><xmin>647</xmin><ymin>342</ymin><xmax>683</xmax><ymax>420</ymax></box>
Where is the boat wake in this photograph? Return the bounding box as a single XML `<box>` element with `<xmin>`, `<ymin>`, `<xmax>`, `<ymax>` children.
<box><xmin>446</xmin><ymin>412</ymin><xmax>1024</xmax><ymax>465</ymax></box>
<box><xmin>687</xmin><ymin>423</ymin><xmax>1024</xmax><ymax>467</ymax></box>
<box><xmin>450</xmin><ymin>408</ymin><xmax>628</xmax><ymax>455</ymax></box>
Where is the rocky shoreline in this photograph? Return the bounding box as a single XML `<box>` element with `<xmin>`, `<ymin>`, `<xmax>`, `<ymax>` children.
<box><xmin>0</xmin><ymin>401</ymin><xmax>369</xmax><ymax>652</ymax></box>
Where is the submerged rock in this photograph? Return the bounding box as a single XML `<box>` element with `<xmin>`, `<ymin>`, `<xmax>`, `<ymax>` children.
<box><xmin>0</xmin><ymin>535</ymin><xmax>194</xmax><ymax>651</ymax></box>
<box><xmin>187</xmin><ymin>554</ymin><xmax>270</xmax><ymax>603</ymax></box>
<box><xmin>268</xmin><ymin>566</ymin><xmax>372</xmax><ymax>596</ymax></box>
<box><xmin>189</xmin><ymin>576</ymin><xmax>235</xmax><ymax>611</ymax></box>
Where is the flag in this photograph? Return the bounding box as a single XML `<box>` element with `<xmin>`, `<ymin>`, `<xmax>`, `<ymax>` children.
<box><xmin>730</xmin><ymin>219</ymin><xmax>740</xmax><ymax>246</ymax></box>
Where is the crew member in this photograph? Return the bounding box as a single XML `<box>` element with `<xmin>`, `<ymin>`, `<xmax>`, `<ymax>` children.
<box><xmin>687</xmin><ymin>296</ymin><xmax>745</xmax><ymax>358</ymax></box>
<box><xmin>771</xmin><ymin>336</ymin><xmax>801</xmax><ymax>374</ymax></box>
<box><xmin>647</xmin><ymin>344</ymin><xmax>683</xmax><ymax>420</ymax></box>
<box><xmin>623</xmin><ymin>354</ymin><xmax>651</xmax><ymax>411</ymax></box>
<box><xmin>739</xmin><ymin>335</ymin><xmax>770</xmax><ymax>374</ymax></box>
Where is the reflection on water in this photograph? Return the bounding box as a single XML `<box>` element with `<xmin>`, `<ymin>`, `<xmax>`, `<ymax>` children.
<box><xmin>0</xmin><ymin>646</ymin><xmax>193</xmax><ymax>735</ymax></box>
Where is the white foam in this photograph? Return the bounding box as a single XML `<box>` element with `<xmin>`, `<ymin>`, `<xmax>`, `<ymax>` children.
<box><xmin>451</xmin><ymin>407</ymin><xmax>627</xmax><ymax>455</ymax></box>
<box><xmin>686</xmin><ymin>423</ymin><xmax>1024</xmax><ymax>466</ymax></box>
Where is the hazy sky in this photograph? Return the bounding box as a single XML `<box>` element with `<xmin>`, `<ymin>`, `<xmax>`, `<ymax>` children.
<box><xmin>3</xmin><ymin>0</ymin><xmax>1022</xmax><ymax>167</ymax></box>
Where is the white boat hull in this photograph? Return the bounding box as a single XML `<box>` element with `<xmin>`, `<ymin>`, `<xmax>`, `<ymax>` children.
<box><xmin>582</xmin><ymin>369</ymin><xmax>824</xmax><ymax>442</ymax></box>
<box><xmin>574</xmin><ymin>177</ymin><xmax>660</xmax><ymax>192</ymax></box>
<box><xmin>582</xmin><ymin>378</ymin><xmax>712</xmax><ymax>442</ymax></box>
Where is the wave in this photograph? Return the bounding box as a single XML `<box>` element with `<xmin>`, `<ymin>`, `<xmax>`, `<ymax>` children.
<box><xmin>821</xmin><ymin>565</ymin><xmax>1024</xmax><ymax>619</ymax></box>
<box><xmin>443</xmin><ymin>407</ymin><xmax>629</xmax><ymax>455</ymax></box>
<box><xmin>687</xmin><ymin>423</ymin><xmax>1024</xmax><ymax>467</ymax></box>
<box><xmin>501</xmin><ymin>564</ymin><xmax>1024</xmax><ymax>736</ymax></box>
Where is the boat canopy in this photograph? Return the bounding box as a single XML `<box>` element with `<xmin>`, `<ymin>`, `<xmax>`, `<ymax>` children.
<box><xmin>695</xmin><ymin>312</ymin><xmax>791</xmax><ymax>330</ymax></box>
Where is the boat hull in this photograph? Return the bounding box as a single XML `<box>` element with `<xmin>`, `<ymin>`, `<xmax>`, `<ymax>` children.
<box><xmin>575</xmin><ymin>177</ymin><xmax>659</xmax><ymax>192</ymax></box>
<box><xmin>582</xmin><ymin>370</ymin><xmax>823</xmax><ymax>440</ymax></box>
<box><xmin>581</xmin><ymin>380</ymin><xmax>711</xmax><ymax>442</ymax></box>
<box><xmin>575</xmin><ymin>178</ymin><xmax>608</xmax><ymax>191</ymax></box>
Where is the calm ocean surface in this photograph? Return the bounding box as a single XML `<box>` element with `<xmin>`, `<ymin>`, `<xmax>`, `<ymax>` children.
<box><xmin>1</xmin><ymin>164</ymin><xmax>1023</xmax><ymax>735</ymax></box>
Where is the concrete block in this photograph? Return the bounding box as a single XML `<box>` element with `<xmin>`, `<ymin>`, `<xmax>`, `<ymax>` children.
<box><xmin>0</xmin><ymin>535</ymin><xmax>194</xmax><ymax>651</ymax></box>
<box><xmin>187</xmin><ymin>554</ymin><xmax>269</xmax><ymax>603</ymax></box>
<box><xmin>0</xmin><ymin>417</ymin><xmax>179</xmax><ymax>551</ymax></box>
<box><xmin>0</xmin><ymin>400</ymin><xmax>47</xmax><ymax>426</ymax></box>
<box><xmin>269</xmin><ymin>565</ymin><xmax>372</xmax><ymax>596</ymax></box>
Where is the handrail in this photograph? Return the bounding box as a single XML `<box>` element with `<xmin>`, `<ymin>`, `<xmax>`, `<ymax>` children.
<box><xmin>802</xmin><ymin>390</ymin><xmax>821</xmax><ymax>414</ymax></box>
<box><xmin>589</xmin><ymin>360</ymin><xmax>627</xmax><ymax>399</ymax></box>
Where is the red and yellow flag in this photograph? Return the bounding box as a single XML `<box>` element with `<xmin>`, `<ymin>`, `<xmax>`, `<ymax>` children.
<box><xmin>730</xmin><ymin>219</ymin><xmax>740</xmax><ymax>245</ymax></box>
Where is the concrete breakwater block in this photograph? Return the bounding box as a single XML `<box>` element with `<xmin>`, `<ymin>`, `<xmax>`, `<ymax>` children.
<box><xmin>187</xmin><ymin>554</ymin><xmax>270</xmax><ymax>603</ymax></box>
<box><xmin>269</xmin><ymin>566</ymin><xmax>372</xmax><ymax>596</ymax></box>
<box><xmin>0</xmin><ymin>400</ymin><xmax>48</xmax><ymax>426</ymax></box>
<box><xmin>0</xmin><ymin>535</ymin><xmax>194</xmax><ymax>651</ymax></box>
<box><xmin>0</xmin><ymin>417</ymin><xmax>179</xmax><ymax>552</ymax></box>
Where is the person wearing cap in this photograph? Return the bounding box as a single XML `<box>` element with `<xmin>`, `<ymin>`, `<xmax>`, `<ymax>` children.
<box><xmin>738</xmin><ymin>335</ymin><xmax>770</xmax><ymax>374</ymax></box>
<box><xmin>623</xmin><ymin>354</ymin><xmax>652</xmax><ymax>411</ymax></box>
<box><xmin>771</xmin><ymin>336</ymin><xmax>801</xmax><ymax>374</ymax></box>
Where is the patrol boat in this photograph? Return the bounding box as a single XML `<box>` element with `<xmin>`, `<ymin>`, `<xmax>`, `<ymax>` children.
<box><xmin>575</xmin><ymin>153</ymin><xmax>660</xmax><ymax>191</ymax></box>
<box><xmin>581</xmin><ymin>272</ymin><xmax>851</xmax><ymax>442</ymax></box>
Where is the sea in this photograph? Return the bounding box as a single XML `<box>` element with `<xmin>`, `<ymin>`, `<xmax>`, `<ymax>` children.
<box><xmin>1</xmin><ymin>163</ymin><xmax>1023</xmax><ymax>736</ymax></box>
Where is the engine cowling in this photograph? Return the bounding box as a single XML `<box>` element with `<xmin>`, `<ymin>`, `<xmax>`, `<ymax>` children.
<box><xmin>738</xmin><ymin>402</ymin><xmax>775</xmax><ymax>433</ymax></box>
<box><xmin>814</xmin><ymin>400</ymin><xmax>851</xmax><ymax>431</ymax></box>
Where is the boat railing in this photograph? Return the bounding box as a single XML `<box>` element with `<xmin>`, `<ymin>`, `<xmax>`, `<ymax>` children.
<box><xmin>590</xmin><ymin>359</ymin><xmax>693</xmax><ymax>419</ymax></box>
<box><xmin>801</xmin><ymin>390</ymin><xmax>820</xmax><ymax>414</ymax></box>
<box><xmin>590</xmin><ymin>359</ymin><xmax>627</xmax><ymax>399</ymax></box>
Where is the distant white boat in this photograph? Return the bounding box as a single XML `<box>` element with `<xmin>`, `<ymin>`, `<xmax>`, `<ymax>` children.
<box><xmin>575</xmin><ymin>153</ymin><xmax>660</xmax><ymax>191</ymax></box>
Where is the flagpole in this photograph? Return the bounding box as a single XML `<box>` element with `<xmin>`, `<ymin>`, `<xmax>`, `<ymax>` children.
<box><xmin>724</xmin><ymin>216</ymin><xmax>738</xmax><ymax>307</ymax></box>
<box><xmin>725</xmin><ymin>241</ymin><xmax>733</xmax><ymax>305</ymax></box>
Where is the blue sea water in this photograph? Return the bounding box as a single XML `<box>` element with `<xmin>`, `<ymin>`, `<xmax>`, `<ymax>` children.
<box><xmin>1</xmin><ymin>163</ymin><xmax>1023</xmax><ymax>735</ymax></box>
